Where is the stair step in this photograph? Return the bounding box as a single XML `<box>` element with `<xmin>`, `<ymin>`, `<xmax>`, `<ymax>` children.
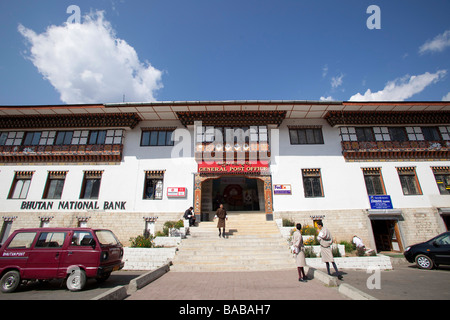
<box><xmin>171</xmin><ymin>213</ymin><xmax>294</xmax><ymax>272</ymax></box>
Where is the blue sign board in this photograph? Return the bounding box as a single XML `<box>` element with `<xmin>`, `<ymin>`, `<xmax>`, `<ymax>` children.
<box><xmin>369</xmin><ymin>195</ymin><xmax>393</xmax><ymax>210</ymax></box>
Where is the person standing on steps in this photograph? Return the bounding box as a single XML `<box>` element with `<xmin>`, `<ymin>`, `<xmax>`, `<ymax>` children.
<box><xmin>292</xmin><ymin>223</ymin><xmax>308</xmax><ymax>282</ymax></box>
<box><xmin>317</xmin><ymin>221</ymin><xmax>343</xmax><ymax>280</ymax></box>
<box><xmin>214</xmin><ymin>203</ymin><xmax>227</xmax><ymax>238</ymax></box>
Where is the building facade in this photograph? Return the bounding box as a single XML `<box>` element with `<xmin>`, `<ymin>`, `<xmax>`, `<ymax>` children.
<box><xmin>0</xmin><ymin>101</ymin><xmax>449</xmax><ymax>250</ymax></box>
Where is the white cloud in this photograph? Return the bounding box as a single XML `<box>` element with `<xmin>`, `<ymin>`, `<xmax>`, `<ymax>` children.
<box><xmin>443</xmin><ymin>92</ymin><xmax>450</xmax><ymax>101</ymax></box>
<box><xmin>18</xmin><ymin>10</ymin><xmax>163</xmax><ymax>104</ymax></box>
<box><xmin>320</xmin><ymin>96</ymin><xmax>334</xmax><ymax>101</ymax></box>
<box><xmin>349</xmin><ymin>70</ymin><xmax>447</xmax><ymax>101</ymax></box>
<box><xmin>419</xmin><ymin>30</ymin><xmax>450</xmax><ymax>54</ymax></box>
<box><xmin>331</xmin><ymin>74</ymin><xmax>344</xmax><ymax>89</ymax></box>
<box><xmin>322</xmin><ymin>65</ymin><xmax>328</xmax><ymax>78</ymax></box>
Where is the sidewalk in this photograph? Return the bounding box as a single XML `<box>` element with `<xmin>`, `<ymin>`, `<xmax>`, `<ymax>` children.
<box><xmin>126</xmin><ymin>268</ymin><xmax>348</xmax><ymax>300</ymax></box>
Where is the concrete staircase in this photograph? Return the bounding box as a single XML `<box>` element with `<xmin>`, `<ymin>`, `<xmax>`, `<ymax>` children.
<box><xmin>170</xmin><ymin>212</ymin><xmax>295</xmax><ymax>272</ymax></box>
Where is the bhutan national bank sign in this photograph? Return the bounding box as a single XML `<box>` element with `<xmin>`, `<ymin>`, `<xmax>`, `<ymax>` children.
<box><xmin>20</xmin><ymin>200</ymin><xmax>126</xmax><ymax>211</ymax></box>
<box><xmin>198</xmin><ymin>161</ymin><xmax>269</xmax><ymax>174</ymax></box>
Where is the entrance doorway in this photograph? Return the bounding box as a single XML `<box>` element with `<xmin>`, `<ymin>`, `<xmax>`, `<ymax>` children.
<box><xmin>371</xmin><ymin>219</ymin><xmax>403</xmax><ymax>252</ymax></box>
<box><xmin>194</xmin><ymin>173</ymin><xmax>273</xmax><ymax>221</ymax></box>
<box><xmin>211</xmin><ymin>176</ymin><xmax>264</xmax><ymax>212</ymax></box>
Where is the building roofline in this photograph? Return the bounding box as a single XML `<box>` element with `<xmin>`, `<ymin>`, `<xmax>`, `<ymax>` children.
<box><xmin>2</xmin><ymin>100</ymin><xmax>450</xmax><ymax>109</ymax></box>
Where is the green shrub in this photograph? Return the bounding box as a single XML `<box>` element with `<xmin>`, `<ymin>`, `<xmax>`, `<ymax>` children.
<box><xmin>304</xmin><ymin>246</ymin><xmax>317</xmax><ymax>258</ymax></box>
<box><xmin>339</xmin><ymin>240</ymin><xmax>356</xmax><ymax>253</ymax></box>
<box><xmin>301</xmin><ymin>225</ymin><xmax>317</xmax><ymax>236</ymax></box>
<box><xmin>282</xmin><ymin>218</ymin><xmax>295</xmax><ymax>227</ymax></box>
<box><xmin>129</xmin><ymin>234</ymin><xmax>155</xmax><ymax>248</ymax></box>
<box><xmin>332</xmin><ymin>246</ymin><xmax>341</xmax><ymax>257</ymax></box>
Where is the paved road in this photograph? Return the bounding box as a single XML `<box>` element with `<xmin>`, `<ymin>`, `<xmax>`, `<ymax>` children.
<box><xmin>0</xmin><ymin>270</ymin><xmax>144</xmax><ymax>300</ymax></box>
<box><xmin>328</xmin><ymin>259</ymin><xmax>450</xmax><ymax>300</ymax></box>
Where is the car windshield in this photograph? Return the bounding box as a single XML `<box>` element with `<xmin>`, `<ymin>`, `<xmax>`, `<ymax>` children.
<box><xmin>95</xmin><ymin>230</ymin><xmax>120</xmax><ymax>246</ymax></box>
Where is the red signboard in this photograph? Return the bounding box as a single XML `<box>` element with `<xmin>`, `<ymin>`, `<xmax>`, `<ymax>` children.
<box><xmin>198</xmin><ymin>161</ymin><xmax>269</xmax><ymax>174</ymax></box>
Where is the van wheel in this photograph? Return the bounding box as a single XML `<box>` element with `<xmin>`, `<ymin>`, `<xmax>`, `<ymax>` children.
<box><xmin>0</xmin><ymin>271</ymin><xmax>21</xmax><ymax>293</ymax></box>
<box><xmin>66</xmin><ymin>269</ymin><xmax>86</xmax><ymax>292</ymax></box>
<box><xmin>415</xmin><ymin>254</ymin><xmax>434</xmax><ymax>270</ymax></box>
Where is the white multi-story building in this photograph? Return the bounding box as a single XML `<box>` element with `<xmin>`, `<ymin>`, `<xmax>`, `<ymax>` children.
<box><xmin>0</xmin><ymin>100</ymin><xmax>449</xmax><ymax>250</ymax></box>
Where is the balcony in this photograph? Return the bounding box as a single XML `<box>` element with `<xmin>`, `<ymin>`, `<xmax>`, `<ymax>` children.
<box><xmin>0</xmin><ymin>144</ymin><xmax>123</xmax><ymax>164</ymax></box>
<box><xmin>195</xmin><ymin>142</ymin><xmax>270</xmax><ymax>162</ymax></box>
<box><xmin>341</xmin><ymin>140</ymin><xmax>450</xmax><ymax>161</ymax></box>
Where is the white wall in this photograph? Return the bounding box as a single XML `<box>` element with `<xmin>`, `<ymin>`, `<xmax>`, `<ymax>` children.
<box><xmin>271</xmin><ymin>119</ymin><xmax>450</xmax><ymax>213</ymax></box>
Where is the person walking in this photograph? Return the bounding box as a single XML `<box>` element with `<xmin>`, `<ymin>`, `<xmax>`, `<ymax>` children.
<box><xmin>292</xmin><ymin>223</ymin><xmax>308</xmax><ymax>282</ymax></box>
<box><xmin>317</xmin><ymin>221</ymin><xmax>343</xmax><ymax>280</ymax></box>
<box><xmin>214</xmin><ymin>204</ymin><xmax>227</xmax><ymax>238</ymax></box>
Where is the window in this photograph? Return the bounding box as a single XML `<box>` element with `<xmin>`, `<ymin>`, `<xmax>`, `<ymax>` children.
<box><xmin>36</xmin><ymin>131</ymin><xmax>56</xmax><ymax>145</ymax></box>
<box><xmin>0</xmin><ymin>132</ymin><xmax>24</xmax><ymax>146</ymax></box>
<box><xmin>80</xmin><ymin>171</ymin><xmax>103</xmax><ymax>199</ymax></box>
<box><xmin>70</xmin><ymin>231</ymin><xmax>95</xmax><ymax>247</ymax></box>
<box><xmin>8</xmin><ymin>171</ymin><xmax>33</xmax><ymax>199</ymax></box>
<box><xmin>105</xmin><ymin>130</ymin><xmax>123</xmax><ymax>144</ymax></box>
<box><xmin>388</xmin><ymin>127</ymin><xmax>408</xmax><ymax>141</ymax></box>
<box><xmin>289</xmin><ymin>127</ymin><xmax>324</xmax><ymax>145</ymax></box>
<box><xmin>355</xmin><ymin>127</ymin><xmax>375</xmax><ymax>141</ymax></box>
<box><xmin>55</xmin><ymin>131</ymin><xmax>74</xmax><ymax>145</ymax></box>
<box><xmin>397</xmin><ymin>167</ymin><xmax>422</xmax><ymax>195</ymax></box>
<box><xmin>195</xmin><ymin>126</ymin><xmax>268</xmax><ymax>144</ymax></box>
<box><xmin>6</xmin><ymin>232</ymin><xmax>37</xmax><ymax>249</ymax></box>
<box><xmin>35</xmin><ymin>232</ymin><xmax>66</xmax><ymax>248</ymax></box>
<box><xmin>141</xmin><ymin>130</ymin><xmax>174</xmax><ymax>146</ymax></box>
<box><xmin>95</xmin><ymin>230</ymin><xmax>120</xmax><ymax>245</ymax></box>
<box><xmin>302</xmin><ymin>169</ymin><xmax>324</xmax><ymax>198</ymax></box>
<box><xmin>432</xmin><ymin>167</ymin><xmax>450</xmax><ymax>195</ymax></box>
<box><xmin>373</xmin><ymin>127</ymin><xmax>391</xmax><ymax>141</ymax></box>
<box><xmin>43</xmin><ymin>171</ymin><xmax>67</xmax><ymax>199</ymax></box>
<box><xmin>405</xmin><ymin>127</ymin><xmax>424</xmax><ymax>141</ymax></box>
<box><xmin>71</xmin><ymin>130</ymin><xmax>89</xmax><ymax>145</ymax></box>
<box><xmin>438</xmin><ymin>126</ymin><xmax>450</xmax><ymax>141</ymax></box>
<box><xmin>89</xmin><ymin>130</ymin><xmax>107</xmax><ymax>145</ymax></box>
<box><xmin>340</xmin><ymin>127</ymin><xmax>357</xmax><ymax>141</ymax></box>
<box><xmin>421</xmin><ymin>127</ymin><xmax>441</xmax><ymax>141</ymax></box>
<box><xmin>143</xmin><ymin>170</ymin><xmax>164</xmax><ymax>200</ymax></box>
<box><xmin>362</xmin><ymin>168</ymin><xmax>386</xmax><ymax>195</ymax></box>
<box><xmin>434</xmin><ymin>233</ymin><xmax>450</xmax><ymax>245</ymax></box>
<box><xmin>23</xmin><ymin>132</ymin><xmax>42</xmax><ymax>146</ymax></box>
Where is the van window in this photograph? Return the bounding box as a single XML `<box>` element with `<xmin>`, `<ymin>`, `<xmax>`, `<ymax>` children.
<box><xmin>95</xmin><ymin>230</ymin><xmax>119</xmax><ymax>246</ymax></box>
<box><xmin>35</xmin><ymin>232</ymin><xmax>66</xmax><ymax>248</ymax></box>
<box><xmin>70</xmin><ymin>231</ymin><xmax>95</xmax><ymax>247</ymax></box>
<box><xmin>7</xmin><ymin>232</ymin><xmax>37</xmax><ymax>249</ymax></box>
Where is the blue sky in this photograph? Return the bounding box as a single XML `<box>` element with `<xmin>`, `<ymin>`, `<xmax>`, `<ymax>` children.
<box><xmin>1</xmin><ymin>0</ymin><xmax>450</xmax><ymax>105</ymax></box>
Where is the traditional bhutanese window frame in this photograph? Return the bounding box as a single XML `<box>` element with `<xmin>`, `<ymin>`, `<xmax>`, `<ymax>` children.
<box><xmin>8</xmin><ymin>171</ymin><xmax>34</xmax><ymax>200</ymax></box>
<box><xmin>396</xmin><ymin>167</ymin><xmax>422</xmax><ymax>196</ymax></box>
<box><xmin>302</xmin><ymin>168</ymin><xmax>324</xmax><ymax>198</ymax></box>
<box><xmin>431</xmin><ymin>166</ymin><xmax>450</xmax><ymax>195</ymax></box>
<box><xmin>43</xmin><ymin>171</ymin><xmax>68</xmax><ymax>200</ymax></box>
<box><xmin>361</xmin><ymin>167</ymin><xmax>386</xmax><ymax>196</ymax></box>
<box><xmin>80</xmin><ymin>170</ymin><xmax>103</xmax><ymax>200</ymax></box>
<box><xmin>143</xmin><ymin>170</ymin><xmax>165</xmax><ymax>200</ymax></box>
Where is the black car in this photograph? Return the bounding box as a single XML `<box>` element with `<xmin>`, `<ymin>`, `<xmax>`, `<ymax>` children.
<box><xmin>404</xmin><ymin>231</ymin><xmax>450</xmax><ymax>269</ymax></box>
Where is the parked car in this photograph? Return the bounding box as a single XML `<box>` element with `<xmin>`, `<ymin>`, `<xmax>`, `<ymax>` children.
<box><xmin>404</xmin><ymin>231</ymin><xmax>450</xmax><ymax>269</ymax></box>
<box><xmin>0</xmin><ymin>228</ymin><xmax>124</xmax><ymax>293</ymax></box>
